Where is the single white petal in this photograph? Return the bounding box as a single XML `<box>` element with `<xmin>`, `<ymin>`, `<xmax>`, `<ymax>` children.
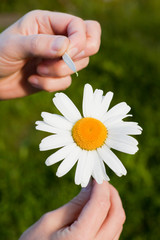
<box><xmin>94</xmin><ymin>91</ymin><xmax>114</xmax><ymax>121</ymax></box>
<box><xmin>53</xmin><ymin>93</ymin><xmax>81</xmax><ymax>122</ymax></box>
<box><xmin>99</xmin><ymin>157</ymin><xmax>110</xmax><ymax>181</ymax></box>
<box><xmin>101</xmin><ymin>91</ymin><xmax>114</xmax><ymax>111</ymax></box>
<box><xmin>93</xmin><ymin>89</ymin><xmax>103</xmax><ymax>105</ymax></box>
<box><xmin>41</xmin><ymin>112</ymin><xmax>73</xmax><ymax>130</ymax></box>
<box><xmin>106</xmin><ymin>138</ymin><xmax>139</xmax><ymax>154</ymax></box>
<box><xmin>97</xmin><ymin>145</ymin><xmax>127</xmax><ymax>176</ymax></box>
<box><xmin>35</xmin><ymin>121</ymin><xmax>63</xmax><ymax>134</ymax></box>
<box><xmin>81</xmin><ymin>151</ymin><xmax>95</xmax><ymax>187</ymax></box>
<box><xmin>102</xmin><ymin>102</ymin><xmax>131</xmax><ymax>122</ymax></box>
<box><xmin>92</xmin><ymin>151</ymin><xmax>109</xmax><ymax>184</ymax></box>
<box><xmin>75</xmin><ymin>150</ymin><xmax>88</xmax><ymax>185</ymax></box>
<box><xmin>104</xmin><ymin>114</ymin><xmax>132</xmax><ymax>127</ymax></box>
<box><xmin>108</xmin><ymin>121</ymin><xmax>142</xmax><ymax>135</ymax></box>
<box><xmin>108</xmin><ymin>134</ymin><xmax>138</xmax><ymax>146</ymax></box>
<box><xmin>56</xmin><ymin>146</ymin><xmax>81</xmax><ymax>177</ymax></box>
<box><xmin>90</xmin><ymin>89</ymin><xmax>104</xmax><ymax>119</ymax></box>
<box><xmin>90</xmin><ymin>91</ymin><xmax>114</xmax><ymax>121</ymax></box>
<box><xmin>39</xmin><ymin>133</ymin><xmax>73</xmax><ymax>151</ymax></box>
<box><xmin>62</xmin><ymin>52</ymin><xmax>78</xmax><ymax>75</ymax></box>
<box><xmin>82</xmin><ymin>84</ymin><xmax>94</xmax><ymax>117</ymax></box>
<box><xmin>45</xmin><ymin>143</ymin><xmax>77</xmax><ymax>166</ymax></box>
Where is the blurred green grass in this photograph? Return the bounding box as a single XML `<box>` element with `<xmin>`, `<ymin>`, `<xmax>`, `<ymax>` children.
<box><xmin>0</xmin><ymin>0</ymin><xmax>160</xmax><ymax>239</ymax></box>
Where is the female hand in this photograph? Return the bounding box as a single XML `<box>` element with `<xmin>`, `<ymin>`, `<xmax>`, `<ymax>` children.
<box><xmin>0</xmin><ymin>10</ymin><xmax>101</xmax><ymax>99</ymax></box>
<box><xmin>19</xmin><ymin>181</ymin><xmax>126</xmax><ymax>240</ymax></box>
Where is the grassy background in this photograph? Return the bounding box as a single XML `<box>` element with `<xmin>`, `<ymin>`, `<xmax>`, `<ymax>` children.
<box><xmin>0</xmin><ymin>0</ymin><xmax>160</xmax><ymax>239</ymax></box>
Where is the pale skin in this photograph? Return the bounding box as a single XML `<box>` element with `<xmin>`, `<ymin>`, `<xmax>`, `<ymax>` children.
<box><xmin>19</xmin><ymin>181</ymin><xmax>126</xmax><ymax>240</ymax></box>
<box><xmin>0</xmin><ymin>10</ymin><xmax>126</xmax><ymax>239</ymax></box>
<box><xmin>0</xmin><ymin>10</ymin><xmax>101</xmax><ymax>99</ymax></box>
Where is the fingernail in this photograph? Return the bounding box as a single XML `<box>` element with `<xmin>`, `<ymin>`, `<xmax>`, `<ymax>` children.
<box><xmin>29</xmin><ymin>77</ymin><xmax>42</xmax><ymax>89</ymax></box>
<box><xmin>51</xmin><ymin>36</ymin><xmax>67</xmax><ymax>52</ymax></box>
<box><xmin>37</xmin><ymin>66</ymin><xmax>49</xmax><ymax>75</ymax></box>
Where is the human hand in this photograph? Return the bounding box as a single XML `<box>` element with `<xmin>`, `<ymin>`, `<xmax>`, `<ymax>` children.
<box><xmin>19</xmin><ymin>181</ymin><xmax>126</xmax><ymax>240</ymax></box>
<box><xmin>0</xmin><ymin>10</ymin><xmax>101</xmax><ymax>99</ymax></box>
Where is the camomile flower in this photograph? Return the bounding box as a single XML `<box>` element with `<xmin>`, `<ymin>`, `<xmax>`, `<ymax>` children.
<box><xmin>36</xmin><ymin>84</ymin><xmax>142</xmax><ymax>187</ymax></box>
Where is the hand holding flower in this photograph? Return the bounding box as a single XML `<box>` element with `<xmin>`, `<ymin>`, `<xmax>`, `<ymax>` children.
<box><xmin>19</xmin><ymin>181</ymin><xmax>125</xmax><ymax>240</ymax></box>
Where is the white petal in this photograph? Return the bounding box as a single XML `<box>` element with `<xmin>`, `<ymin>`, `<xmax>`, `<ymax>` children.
<box><xmin>75</xmin><ymin>150</ymin><xmax>88</xmax><ymax>185</ymax></box>
<box><xmin>62</xmin><ymin>52</ymin><xmax>78</xmax><ymax>75</ymax></box>
<box><xmin>41</xmin><ymin>112</ymin><xmax>73</xmax><ymax>130</ymax></box>
<box><xmin>82</xmin><ymin>84</ymin><xmax>94</xmax><ymax>117</ymax></box>
<box><xmin>53</xmin><ymin>93</ymin><xmax>81</xmax><ymax>122</ymax></box>
<box><xmin>35</xmin><ymin>121</ymin><xmax>62</xmax><ymax>134</ymax></box>
<box><xmin>93</xmin><ymin>89</ymin><xmax>103</xmax><ymax>105</ymax></box>
<box><xmin>104</xmin><ymin>114</ymin><xmax>132</xmax><ymax>127</ymax></box>
<box><xmin>56</xmin><ymin>146</ymin><xmax>81</xmax><ymax>177</ymax></box>
<box><xmin>101</xmin><ymin>91</ymin><xmax>114</xmax><ymax>111</ymax></box>
<box><xmin>45</xmin><ymin>143</ymin><xmax>77</xmax><ymax>166</ymax></box>
<box><xmin>108</xmin><ymin>134</ymin><xmax>138</xmax><ymax>146</ymax></box>
<box><xmin>92</xmin><ymin>151</ymin><xmax>109</xmax><ymax>184</ymax></box>
<box><xmin>90</xmin><ymin>89</ymin><xmax>104</xmax><ymax>119</ymax></box>
<box><xmin>99</xmin><ymin>157</ymin><xmax>110</xmax><ymax>181</ymax></box>
<box><xmin>39</xmin><ymin>133</ymin><xmax>73</xmax><ymax>151</ymax></box>
<box><xmin>106</xmin><ymin>138</ymin><xmax>139</xmax><ymax>154</ymax></box>
<box><xmin>108</xmin><ymin>121</ymin><xmax>142</xmax><ymax>135</ymax></box>
<box><xmin>102</xmin><ymin>102</ymin><xmax>131</xmax><ymax>122</ymax></box>
<box><xmin>81</xmin><ymin>151</ymin><xmax>95</xmax><ymax>187</ymax></box>
<box><xmin>97</xmin><ymin>145</ymin><xmax>127</xmax><ymax>176</ymax></box>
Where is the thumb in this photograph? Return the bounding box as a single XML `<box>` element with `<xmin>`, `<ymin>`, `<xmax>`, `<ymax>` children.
<box><xmin>17</xmin><ymin>34</ymin><xmax>69</xmax><ymax>59</ymax></box>
<box><xmin>48</xmin><ymin>182</ymin><xmax>92</xmax><ymax>231</ymax></box>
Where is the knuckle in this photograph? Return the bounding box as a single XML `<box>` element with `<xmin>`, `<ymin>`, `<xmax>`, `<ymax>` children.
<box><xmin>39</xmin><ymin>212</ymin><xmax>53</xmax><ymax>231</ymax></box>
<box><xmin>119</xmin><ymin>208</ymin><xmax>126</xmax><ymax>224</ymax></box>
<box><xmin>74</xmin><ymin>16</ymin><xmax>86</xmax><ymax>28</ymax></box>
<box><xmin>89</xmin><ymin>39</ymin><xmax>100</xmax><ymax>55</ymax></box>
<box><xmin>26</xmin><ymin>9</ymin><xmax>42</xmax><ymax>17</ymax></box>
<box><xmin>93</xmin><ymin>20</ymin><xmax>101</xmax><ymax>34</ymax></box>
<box><xmin>29</xmin><ymin>35</ymin><xmax>41</xmax><ymax>55</ymax></box>
<box><xmin>40</xmin><ymin>212</ymin><xmax>52</xmax><ymax>225</ymax></box>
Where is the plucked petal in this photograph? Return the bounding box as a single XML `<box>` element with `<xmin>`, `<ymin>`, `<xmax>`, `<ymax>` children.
<box><xmin>39</xmin><ymin>133</ymin><xmax>73</xmax><ymax>151</ymax></box>
<box><xmin>45</xmin><ymin>143</ymin><xmax>77</xmax><ymax>166</ymax></box>
<box><xmin>53</xmin><ymin>93</ymin><xmax>81</xmax><ymax>122</ymax></box>
<box><xmin>56</xmin><ymin>146</ymin><xmax>81</xmax><ymax>177</ymax></box>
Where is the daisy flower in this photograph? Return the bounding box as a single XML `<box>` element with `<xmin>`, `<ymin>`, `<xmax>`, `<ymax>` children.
<box><xmin>36</xmin><ymin>84</ymin><xmax>142</xmax><ymax>187</ymax></box>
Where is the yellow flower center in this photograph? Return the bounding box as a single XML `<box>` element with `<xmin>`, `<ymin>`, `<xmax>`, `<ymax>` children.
<box><xmin>72</xmin><ymin>117</ymin><xmax>107</xmax><ymax>150</ymax></box>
